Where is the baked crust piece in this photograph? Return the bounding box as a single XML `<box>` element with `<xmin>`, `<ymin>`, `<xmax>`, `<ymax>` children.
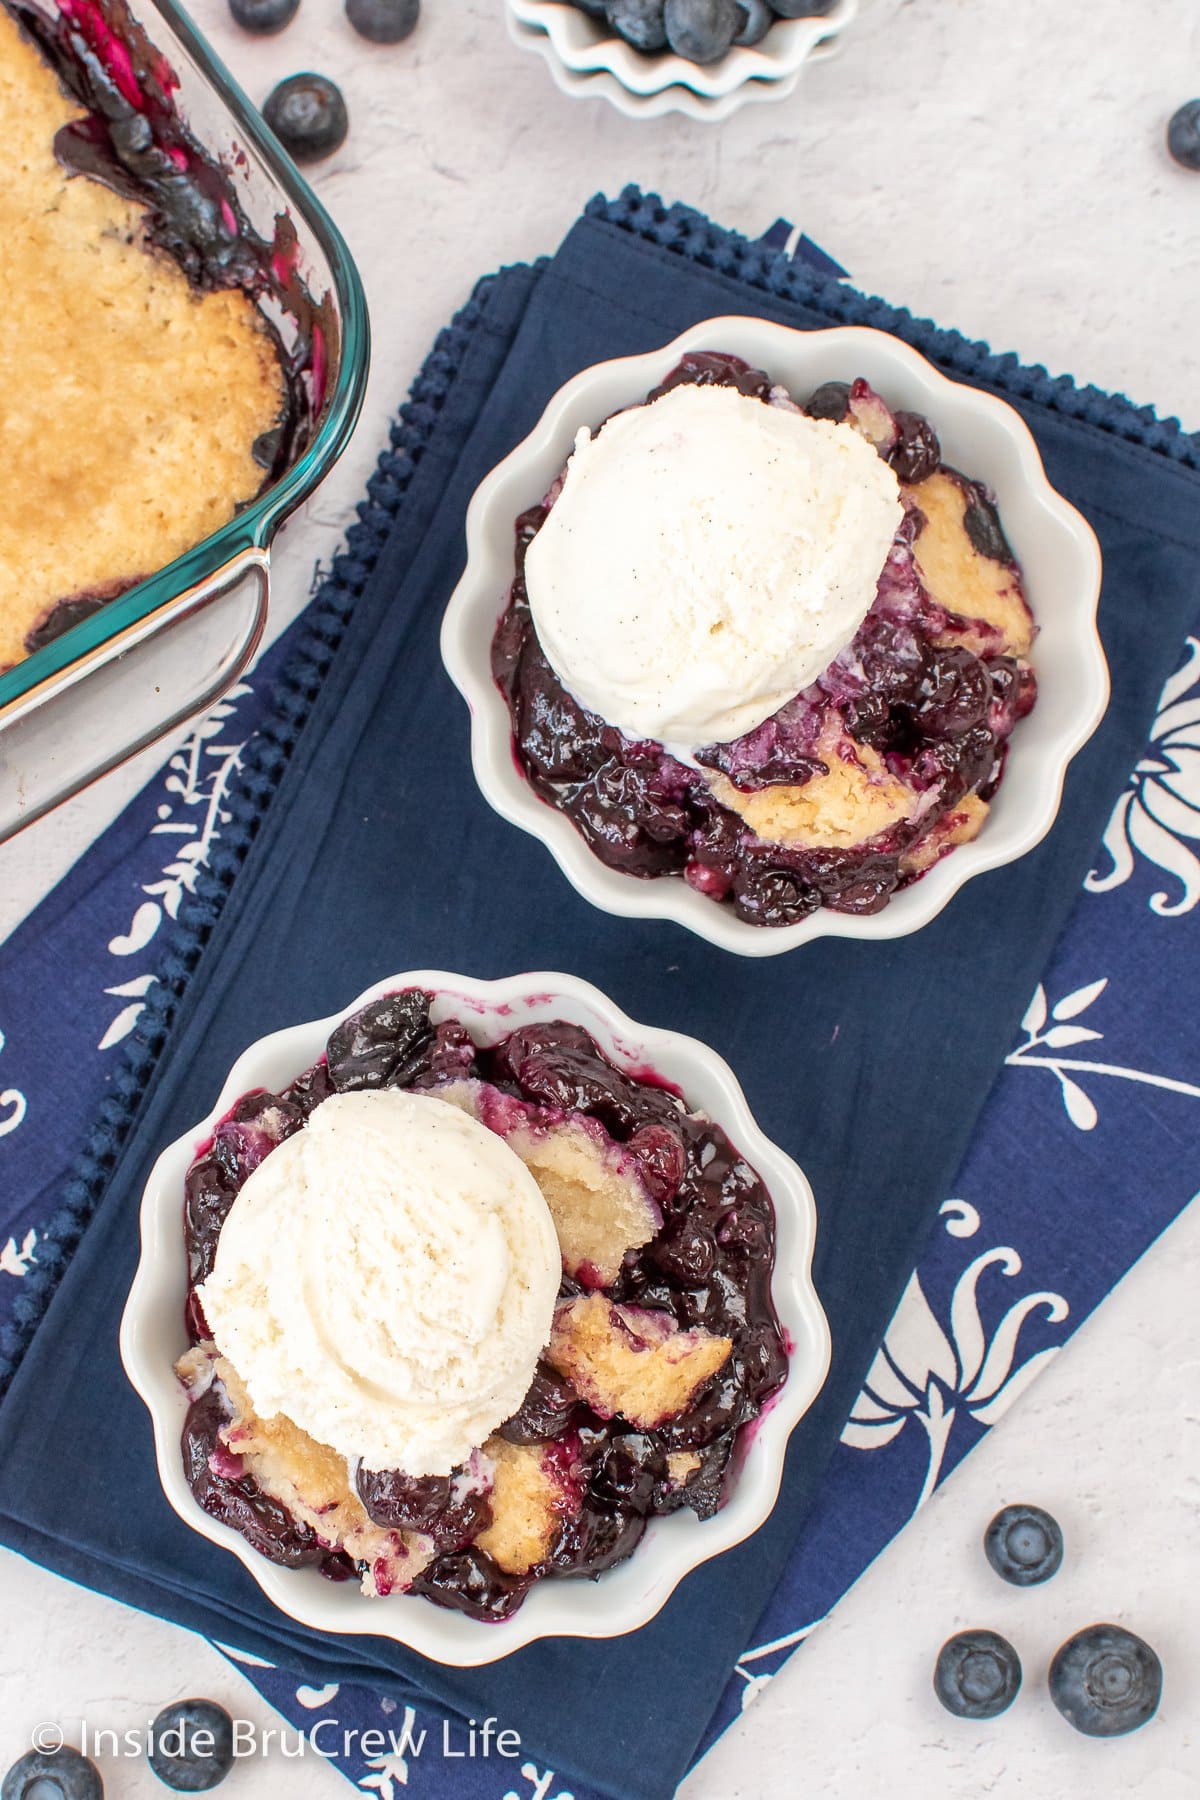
<box><xmin>546</xmin><ymin>1293</ymin><xmax>733</xmax><ymax>1430</ymax></box>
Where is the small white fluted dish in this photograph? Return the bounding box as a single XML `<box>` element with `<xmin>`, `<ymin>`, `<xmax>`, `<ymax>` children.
<box><xmin>508</xmin><ymin>0</ymin><xmax>855</xmax><ymax>118</ymax></box>
<box><xmin>441</xmin><ymin>316</ymin><xmax>1109</xmax><ymax>958</ymax></box>
<box><xmin>506</xmin><ymin>10</ymin><xmax>815</xmax><ymax>118</ymax></box>
<box><xmin>121</xmin><ymin>969</ymin><xmax>831</xmax><ymax>1665</ymax></box>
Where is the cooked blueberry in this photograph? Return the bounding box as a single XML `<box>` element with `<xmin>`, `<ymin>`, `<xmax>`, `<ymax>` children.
<box><xmin>262</xmin><ymin>73</ymin><xmax>349</xmax><ymax>162</ymax></box>
<box><xmin>716</xmin><ymin>1204</ymin><xmax>770</xmax><ymax>1256</ymax></box>
<box><xmin>606</xmin><ymin>0</ymin><xmax>668</xmax><ymax>51</ymax></box>
<box><xmin>934</xmin><ymin>1629</ymin><xmax>1022</xmax><ymax>1720</ymax></box>
<box><xmin>147</xmin><ymin>1700</ymin><xmax>234</xmax><ymax>1792</ymax></box>
<box><xmin>961</xmin><ymin>483</ymin><xmax>1013</xmax><ymax>563</ymax></box>
<box><xmin>1</xmin><ymin>1747</ymin><xmax>103</xmax><ymax>1800</ymax></box>
<box><xmin>696</xmin><ymin>738</ymin><xmax>826</xmax><ymax>789</ymax></box>
<box><xmin>1049</xmin><ymin>1625</ymin><xmax>1162</xmax><ymax>1737</ymax></box>
<box><xmin>888</xmin><ymin>409</ymin><xmax>941</xmax><ymax>484</ymax></box>
<box><xmin>664</xmin><ymin>0</ymin><xmax>743</xmax><ymax>61</ymax></box>
<box><xmin>229</xmin><ymin>0</ymin><xmax>299</xmax><ymax>31</ymax></box>
<box><xmin>590</xmin><ymin>1432</ymin><xmax>665</xmax><ymax>1513</ymax></box>
<box><xmin>804</xmin><ymin>379</ymin><xmax>852</xmax><ymax>422</ymax></box>
<box><xmin>500</xmin><ymin>1362</ymin><xmax>579</xmax><ymax>1443</ymax></box>
<box><xmin>651</xmin><ymin>1218</ymin><xmax>717</xmax><ymax>1281</ymax></box>
<box><xmin>650</xmin><ymin>351</ymin><xmax>773</xmax><ymax>401</ymax></box>
<box><xmin>915</xmin><ymin>647</ymin><xmax>992</xmax><ymax>736</ymax></box>
<box><xmin>345</xmin><ymin>0</ymin><xmax>419</xmax><ymax>42</ymax></box>
<box><xmin>355</xmin><ymin>1465</ymin><xmax>489</xmax><ymax>1550</ymax></box>
<box><xmin>326</xmin><ymin>990</ymin><xmax>433</xmax><ymax>1090</ymax></box>
<box><xmin>410</xmin><ymin>1547</ymin><xmax>531</xmax><ymax>1621</ymax></box>
<box><xmin>733</xmin><ymin>0</ymin><xmax>774</xmax><ymax>43</ymax></box>
<box><xmin>548</xmin><ymin>1502</ymin><xmax>645</xmax><ymax>1575</ymax></box>
<box><xmin>732</xmin><ymin>867</ymin><xmax>819</xmax><ymax>927</ymax></box>
<box><xmin>984</xmin><ymin>1503</ymin><xmax>1064</xmax><ymax>1587</ymax></box>
<box><xmin>627</xmin><ymin>1121</ymin><xmax>688</xmax><ymax>1205</ymax></box>
<box><xmin>1166</xmin><ymin>99</ymin><xmax>1200</xmax><ymax>171</ymax></box>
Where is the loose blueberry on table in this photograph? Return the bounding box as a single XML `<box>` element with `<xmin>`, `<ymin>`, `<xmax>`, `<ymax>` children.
<box><xmin>1166</xmin><ymin>99</ymin><xmax>1200</xmax><ymax>172</ymax></box>
<box><xmin>147</xmin><ymin>1700</ymin><xmax>235</xmax><ymax>1793</ymax></box>
<box><xmin>262</xmin><ymin>73</ymin><xmax>350</xmax><ymax>162</ymax></box>
<box><xmin>983</xmin><ymin>1502</ymin><xmax>1064</xmax><ymax>1587</ymax></box>
<box><xmin>227</xmin><ymin>0</ymin><xmax>299</xmax><ymax>33</ymax></box>
<box><xmin>345</xmin><ymin>0</ymin><xmax>421</xmax><ymax>43</ymax></box>
<box><xmin>178</xmin><ymin>990</ymin><xmax>786</xmax><ymax>1621</ymax></box>
<box><xmin>0</xmin><ymin>1747</ymin><xmax>103</xmax><ymax>1800</ymax></box>
<box><xmin>1048</xmin><ymin>1624</ymin><xmax>1163</xmax><ymax>1737</ymax></box>
<box><xmin>492</xmin><ymin>352</ymin><xmax>1038</xmax><ymax>928</ymax></box>
<box><xmin>934</xmin><ymin>1629</ymin><xmax>1022</xmax><ymax>1720</ymax></box>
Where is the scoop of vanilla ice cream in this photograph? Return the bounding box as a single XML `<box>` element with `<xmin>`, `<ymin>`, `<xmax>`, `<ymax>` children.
<box><xmin>524</xmin><ymin>382</ymin><xmax>903</xmax><ymax>750</ymax></box>
<box><xmin>195</xmin><ymin>1089</ymin><xmax>561</xmax><ymax>1476</ymax></box>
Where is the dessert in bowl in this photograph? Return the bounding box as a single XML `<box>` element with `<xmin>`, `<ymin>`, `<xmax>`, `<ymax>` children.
<box><xmin>442</xmin><ymin>317</ymin><xmax>1108</xmax><ymax>956</ymax></box>
<box><xmin>121</xmin><ymin>971</ymin><xmax>830</xmax><ymax>1663</ymax></box>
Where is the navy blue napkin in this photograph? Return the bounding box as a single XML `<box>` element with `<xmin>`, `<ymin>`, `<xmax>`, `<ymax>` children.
<box><xmin>1</xmin><ymin>189</ymin><xmax>1198</xmax><ymax>1800</ymax></box>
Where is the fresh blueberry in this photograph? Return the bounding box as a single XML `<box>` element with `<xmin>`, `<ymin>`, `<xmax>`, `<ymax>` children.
<box><xmin>984</xmin><ymin>1503</ymin><xmax>1064</xmax><ymax>1587</ymax></box>
<box><xmin>606</xmin><ymin>0</ymin><xmax>668</xmax><ymax>52</ymax></box>
<box><xmin>1167</xmin><ymin>100</ymin><xmax>1200</xmax><ymax>171</ymax></box>
<box><xmin>147</xmin><ymin>1700</ymin><xmax>235</xmax><ymax>1792</ymax></box>
<box><xmin>345</xmin><ymin>0</ymin><xmax>419</xmax><ymax>43</ymax></box>
<box><xmin>570</xmin><ymin>0</ymin><xmax>609</xmax><ymax>14</ymax></box>
<box><xmin>733</xmin><ymin>0</ymin><xmax>774</xmax><ymax>44</ymax></box>
<box><xmin>228</xmin><ymin>0</ymin><xmax>299</xmax><ymax>31</ymax></box>
<box><xmin>262</xmin><ymin>73</ymin><xmax>349</xmax><ymax>163</ymax></box>
<box><xmin>934</xmin><ymin>1629</ymin><xmax>1022</xmax><ymax>1720</ymax></box>
<box><xmin>771</xmin><ymin>0</ymin><xmax>838</xmax><ymax>14</ymax></box>
<box><xmin>1049</xmin><ymin>1625</ymin><xmax>1163</xmax><ymax>1737</ymax></box>
<box><xmin>664</xmin><ymin>0</ymin><xmax>742</xmax><ymax>61</ymax></box>
<box><xmin>1</xmin><ymin>1747</ymin><xmax>103</xmax><ymax>1800</ymax></box>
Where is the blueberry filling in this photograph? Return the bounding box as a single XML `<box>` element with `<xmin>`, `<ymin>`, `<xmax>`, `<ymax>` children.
<box><xmin>355</xmin><ymin>1466</ymin><xmax>492</xmax><ymax>1552</ymax></box>
<box><xmin>491</xmin><ymin>351</ymin><xmax>1037</xmax><ymax>926</ymax></box>
<box><xmin>181</xmin><ymin>990</ymin><xmax>786</xmax><ymax>1620</ymax></box>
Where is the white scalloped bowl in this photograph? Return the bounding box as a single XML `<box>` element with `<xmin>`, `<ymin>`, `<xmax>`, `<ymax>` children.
<box><xmin>505</xmin><ymin>9</ymin><xmax>827</xmax><ymax>119</ymax></box>
<box><xmin>121</xmin><ymin>969</ymin><xmax>831</xmax><ymax>1666</ymax></box>
<box><xmin>508</xmin><ymin>0</ymin><xmax>856</xmax><ymax>104</ymax></box>
<box><xmin>441</xmin><ymin>316</ymin><xmax>1108</xmax><ymax>958</ymax></box>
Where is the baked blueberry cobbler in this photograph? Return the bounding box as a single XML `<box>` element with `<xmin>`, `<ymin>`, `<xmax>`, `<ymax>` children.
<box><xmin>0</xmin><ymin>0</ymin><xmax>325</xmax><ymax>671</ymax></box>
<box><xmin>176</xmin><ymin>989</ymin><xmax>787</xmax><ymax>1621</ymax></box>
<box><xmin>492</xmin><ymin>352</ymin><xmax>1038</xmax><ymax>928</ymax></box>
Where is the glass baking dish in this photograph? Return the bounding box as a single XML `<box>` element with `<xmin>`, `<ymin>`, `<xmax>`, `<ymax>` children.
<box><xmin>0</xmin><ymin>0</ymin><xmax>369</xmax><ymax>842</ymax></box>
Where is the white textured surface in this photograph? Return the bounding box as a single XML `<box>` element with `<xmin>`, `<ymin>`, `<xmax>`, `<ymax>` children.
<box><xmin>2</xmin><ymin>0</ymin><xmax>1199</xmax><ymax>1794</ymax></box>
